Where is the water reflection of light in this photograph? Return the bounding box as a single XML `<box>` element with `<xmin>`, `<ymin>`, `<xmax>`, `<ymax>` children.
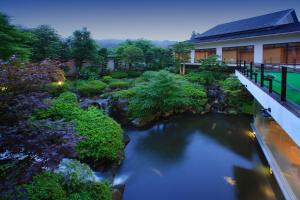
<box><xmin>151</xmin><ymin>167</ymin><xmax>163</xmax><ymax>177</ymax></box>
<box><xmin>224</xmin><ymin>176</ymin><xmax>236</xmax><ymax>186</ymax></box>
<box><xmin>246</xmin><ymin>131</ymin><xmax>256</xmax><ymax>139</ymax></box>
<box><xmin>113</xmin><ymin>173</ymin><xmax>132</xmax><ymax>186</ymax></box>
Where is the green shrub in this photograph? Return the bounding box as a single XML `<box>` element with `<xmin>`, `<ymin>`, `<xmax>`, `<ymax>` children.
<box><xmin>34</xmin><ymin>91</ymin><xmax>80</xmax><ymax>120</ymax></box>
<box><xmin>35</xmin><ymin>92</ymin><xmax>124</xmax><ymax>162</ymax></box>
<box><xmin>109</xmin><ymin>80</ymin><xmax>129</xmax><ymax>89</ymax></box>
<box><xmin>128</xmin><ymin>70</ymin><xmax>207</xmax><ymax>119</ymax></box>
<box><xmin>79</xmin><ymin>66</ymin><xmax>100</xmax><ymax>80</ymax></box>
<box><xmin>220</xmin><ymin>77</ymin><xmax>253</xmax><ymax>114</ymax></box>
<box><xmin>74</xmin><ymin>80</ymin><xmax>107</xmax><ymax>96</ymax></box>
<box><xmin>24</xmin><ymin>172</ymin><xmax>67</xmax><ymax>200</ymax></box>
<box><xmin>102</xmin><ymin>75</ymin><xmax>113</xmax><ymax>83</ymax></box>
<box><xmin>184</xmin><ymin>72</ymin><xmax>201</xmax><ymax>83</ymax></box>
<box><xmin>128</xmin><ymin>70</ymin><xmax>143</xmax><ymax>78</ymax></box>
<box><xmin>110</xmin><ymin>71</ymin><xmax>128</xmax><ymax>79</ymax></box>
<box><xmin>75</xmin><ymin>107</ymin><xmax>124</xmax><ymax>162</ymax></box>
<box><xmin>23</xmin><ymin>171</ymin><xmax>112</xmax><ymax>200</ymax></box>
<box><xmin>47</xmin><ymin>81</ymin><xmax>72</xmax><ymax>96</ymax></box>
<box><xmin>112</xmin><ymin>88</ymin><xmax>136</xmax><ymax>99</ymax></box>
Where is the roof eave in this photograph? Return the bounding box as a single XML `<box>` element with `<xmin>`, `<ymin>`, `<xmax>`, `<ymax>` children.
<box><xmin>192</xmin><ymin>30</ymin><xmax>300</xmax><ymax>45</ymax></box>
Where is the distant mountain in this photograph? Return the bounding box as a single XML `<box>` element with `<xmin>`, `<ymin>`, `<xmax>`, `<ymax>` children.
<box><xmin>96</xmin><ymin>39</ymin><xmax>177</xmax><ymax>49</ymax></box>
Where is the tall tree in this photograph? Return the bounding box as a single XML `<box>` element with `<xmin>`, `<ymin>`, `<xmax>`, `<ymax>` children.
<box><xmin>0</xmin><ymin>12</ymin><xmax>32</xmax><ymax>62</ymax></box>
<box><xmin>70</xmin><ymin>27</ymin><xmax>98</xmax><ymax>71</ymax></box>
<box><xmin>172</xmin><ymin>42</ymin><xmax>194</xmax><ymax>63</ymax></box>
<box><xmin>30</xmin><ymin>25</ymin><xmax>62</xmax><ymax>61</ymax></box>
<box><xmin>122</xmin><ymin>46</ymin><xmax>144</xmax><ymax>69</ymax></box>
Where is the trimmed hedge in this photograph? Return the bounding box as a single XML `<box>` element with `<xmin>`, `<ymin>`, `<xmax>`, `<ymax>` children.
<box><xmin>110</xmin><ymin>71</ymin><xmax>128</xmax><ymax>79</ymax></box>
<box><xmin>74</xmin><ymin>80</ymin><xmax>107</xmax><ymax>96</ymax></box>
<box><xmin>109</xmin><ymin>80</ymin><xmax>129</xmax><ymax>89</ymax></box>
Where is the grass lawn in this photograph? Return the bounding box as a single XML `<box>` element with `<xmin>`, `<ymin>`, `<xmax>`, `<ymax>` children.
<box><xmin>256</xmin><ymin>71</ymin><xmax>300</xmax><ymax>105</ymax></box>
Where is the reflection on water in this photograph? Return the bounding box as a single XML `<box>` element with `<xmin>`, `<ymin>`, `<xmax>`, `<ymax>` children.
<box><xmin>118</xmin><ymin>113</ymin><xmax>283</xmax><ymax>200</ymax></box>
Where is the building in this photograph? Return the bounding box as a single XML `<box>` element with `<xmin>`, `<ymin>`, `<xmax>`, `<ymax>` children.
<box><xmin>189</xmin><ymin>9</ymin><xmax>300</xmax><ymax>67</ymax></box>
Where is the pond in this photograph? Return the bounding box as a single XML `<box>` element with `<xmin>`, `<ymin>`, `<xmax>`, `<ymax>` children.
<box><xmin>115</xmin><ymin>113</ymin><xmax>284</xmax><ymax>200</ymax></box>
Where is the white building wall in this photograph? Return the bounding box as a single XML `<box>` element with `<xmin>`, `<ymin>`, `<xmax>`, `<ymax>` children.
<box><xmin>236</xmin><ymin>70</ymin><xmax>300</xmax><ymax>147</ymax></box>
<box><xmin>193</xmin><ymin>32</ymin><xmax>300</xmax><ymax>64</ymax></box>
<box><xmin>190</xmin><ymin>50</ymin><xmax>195</xmax><ymax>63</ymax></box>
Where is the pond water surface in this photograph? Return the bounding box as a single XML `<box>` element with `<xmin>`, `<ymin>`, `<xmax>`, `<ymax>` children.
<box><xmin>116</xmin><ymin>114</ymin><xmax>284</xmax><ymax>200</ymax></box>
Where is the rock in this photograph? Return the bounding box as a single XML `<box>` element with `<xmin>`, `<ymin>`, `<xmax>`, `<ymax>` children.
<box><xmin>226</xmin><ymin>108</ymin><xmax>238</xmax><ymax>115</ymax></box>
<box><xmin>113</xmin><ymin>184</ymin><xmax>125</xmax><ymax>200</ymax></box>
<box><xmin>123</xmin><ymin>134</ymin><xmax>130</xmax><ymax>146</ymax></box>
<box><xmin>205</xmin><ymin>103</ymin><xmax>212</xmax><ymax>112</ymax></box>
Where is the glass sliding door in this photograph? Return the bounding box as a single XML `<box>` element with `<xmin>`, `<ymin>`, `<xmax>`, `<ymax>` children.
<box><xmin>238</xmin><ymin>46</ymin><xmax>254</xmax><ymax>64</ymax></box>
<box><xmin>194</xmin><ymin>48</ymin><xmax>216</xmax><ymax>62</ymax></box>
<box><xmin>222</xmin><ymin>46</ymin><xmax>254</xmax><ymax>64</ymax></box>
<box><xmin>222</xmin><ymin>47</ymin><xmax>237</xmax><ymax>64</ymax></box>
<box><xmin>287</xmin><ymin>42</ymin><xmax>300</xmax><ymax>65</ymax></box>
<box><xmin>263</xmin><ymin>44</ymin><xmax>286</xmax><ymax>65</ymax></box>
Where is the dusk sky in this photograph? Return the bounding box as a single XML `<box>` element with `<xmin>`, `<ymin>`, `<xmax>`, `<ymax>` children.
<box><xmin>0</xmin><ymin>0</ymin><xmax>299</xmax><ymax>41</ymax></box>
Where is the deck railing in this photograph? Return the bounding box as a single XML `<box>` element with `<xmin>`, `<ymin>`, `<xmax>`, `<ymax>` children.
<box><xmin>236</xmin><ymin>60</ymin><xmax>300</xmax><ymax>107</ymax></box>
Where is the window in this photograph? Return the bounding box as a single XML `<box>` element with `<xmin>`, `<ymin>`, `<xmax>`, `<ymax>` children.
<box><xmin>194</xmin><ymin>48</ymin><xmax>216</xmax><ymax>62</ymax></box>
<box><xmin>222</xmin><ymin>46</ymin><xmax>254</xmax><ymax>64</ymax></box>
<box><xmin>263</xmin><ymin>44</ymin><xmax>286</xmax><ymax>64</ymax></box>
<box><xmin>287</xmin><ymin>43</ymin><xmax>300</xmax><ymax>65</ymax></box>
<box><xmin>263</xmin><ymin>42</ymin><xmax>300</xmax><ymax>65</ymax></box>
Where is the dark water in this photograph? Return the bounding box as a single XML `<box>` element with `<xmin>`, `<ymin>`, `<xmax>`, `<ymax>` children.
<box><xmin>117</xmin><ymin>114</ymin><xmax>283</xmax><ymax>200</ymax></box>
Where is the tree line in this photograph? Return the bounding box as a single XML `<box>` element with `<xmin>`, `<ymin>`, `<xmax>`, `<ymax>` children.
<box><xmin>0</xmin><ymin>12</ymin><xmax>194</xmax><ymax>71</ymax></box>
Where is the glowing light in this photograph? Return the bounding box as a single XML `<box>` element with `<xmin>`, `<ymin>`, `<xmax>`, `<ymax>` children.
<box><xmin>57</xmin><ymin>81</ymin><xmax>63</xmax><ymax>86</ymax></box>
<box><xmin>246</xmin><ymin>131</ymin><xmax>256</xmax><ymax>139</ymax></box>
<box><xmin>0</xmin><ymin>87</ymin><xmax>7</xmax><ymax>92</ymax></box>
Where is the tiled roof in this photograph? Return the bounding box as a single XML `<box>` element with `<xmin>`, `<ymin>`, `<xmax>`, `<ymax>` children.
<box><xmin>191</xmin><ymin>23</ymin><xmax>300</xmax><ymax>44</ymax></box>
<box><xmin>191</xmin><ymin>9</ymin><xmax>299</xmax><ymax>44</ymax></box>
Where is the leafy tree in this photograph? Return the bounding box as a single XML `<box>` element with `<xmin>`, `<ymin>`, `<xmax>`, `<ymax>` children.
<box><xmin>172</xmin><ymin>41</ymin><xmax>194</xmax><ymax>63</ymax></box>
<box><xmin>134</xmin><ymin>39</ymin><xmax>154</xmax><ymax>54</ymax></box>
<box><xmin>0</xmin><ymin>12</ymin><xmax>32</xmax><ymax>62</ymax></box>
<box><xmin>70</xmin><ymin>28</ymin><xmax>98</xmax><ymax>71</ymax></box>
<box><xmin>30</xmin><ymin>25</ymin><xmax>62</xmax><ymax>61</ymax></box>
<box><xmin>122</xmin><ymin>45</ymin><xmax>144</xmax><ymax>68</ymax></box>
<box><xmin>128</xmin><ymin>70</ymin><xmax>207</xmax><ymax>119</ymax></box>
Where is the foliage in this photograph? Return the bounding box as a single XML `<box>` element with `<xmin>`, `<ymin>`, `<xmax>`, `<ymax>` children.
<box><xmin>122</xmin><ymin>45</ymin><xmax>144</xmax><ymax>67</ymax></box>
<box><xmin>110</xmin><ymin>71</ymin><xmax>128</xmax><ymax>79</ymax></box>
<box><xmin>74</xmin><ymin>80</ymin><xmax>107</xmax><ymax>96</ymax></box>
<box><xmin>30</xmin><ymin>25</ymin><xmax>63</xmax><ymax>61</ymax></box>
<box><xmin>127</xmin><ymin>70</ymin><xmax>143</xmax><ymax>78</ymax></box>
<box><xmin>0</xmin><ymin>12</ymin><xmax>32</xmax><ymax>62</ymax></box>
<box><xmin>23</xmin><ymin>171</ymin><xmax>112</xmax><ymax>200</ymax></box>
<box><xmin>0</xmin><ymin>63</ymin><xmax>65</xmax><ymax>95</ymax></box>
<box><xmin>112</xmin><ymin>88</ymin><xmax>136</xmax><ymax>100</ymax></box>
<box><xmin>109</xmin><ymin>80</ymin><xmax>129</xmax><ymax>89</ymax></box>
<box><xmin>128</xmin><ymin>70</ymin><xmax>207</xmax><ymax>119</ymax></box>
<box><xmin>36</xmin><ymin>92</ymin><xmax>124</xmax><ymax>162</ymax></box>
<box><xmin>75</xmin><ymin>106</ymin><xmax>124</xmax><ymax>162</ymax></box>
<box><xmin>24</xmin><ymin>172</ymin><xmax>67</xmax><ymax>200</ymax></box>
<box><xmin>220</xmin><ymin>76</ymin><xmax>253</xmax><ymax>114</ymax></box>
<box><xmin>35</xmin><ymin>92</ymin><xmax>79</xmax><ymax>120</ymax></box>
<box><xmin>47</xmin><ymin>81</ymin><xmax>71</xmax><ymax>96</ymax></box>
<box><xmin>102</xmin><ymin>75</ymin><xmax>113</xmax><ymax>83</ymax></box>
<box><xmin>79</xmin><ymin>66</ymin><xmax>100</xmax><ymax>80</ymax></box>
<box><xmin>199</xmin><ymin>55</ymin><xmax>225</xmax><ymax>68</ymax></box>
<box><xmin>70</xmin><ymin>28</ymin><xmax>98</xmax><ymax>69</ymax></box>
<box><xmin>115</xmin><ymin>39</ymin><xmax>173</xmax><ymax>70</ymax></box>
<box><xmin>172</xmin><ymin>42</ymin><xmax>194</xmax><ymax>63</ymax></box>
